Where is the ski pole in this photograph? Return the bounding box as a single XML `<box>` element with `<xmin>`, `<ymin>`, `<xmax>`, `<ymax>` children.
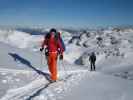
<box><xmin>59</xmin><ymin>59</ymin><xmax>65</xmax><ymax>79</ymax></box>
<box><xmin>41</xmin><ymin>52</ymin><xmax>43</xmax><ymax>66</ymax></box>
<box><xmin>41</xmin><ymin>50</ymin><xmax>46</xmax><ymax>67</ymax></box>
<box><xmin>61</xmin><ymin>60</ymin><xmax>68</xmax><ymax>77</ymax></box>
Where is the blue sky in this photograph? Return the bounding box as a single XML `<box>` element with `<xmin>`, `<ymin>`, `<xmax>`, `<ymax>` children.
<box><xmin>0</xmin><ymin>0</ymin><xmax>133</xmax><ymax>28</ymax></box>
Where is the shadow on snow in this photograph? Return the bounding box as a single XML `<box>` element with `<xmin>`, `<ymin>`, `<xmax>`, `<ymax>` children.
<box><xmin>8</xmin><ymin>52</ymin><xmax>50</xmax><ymax>81</ymax></box>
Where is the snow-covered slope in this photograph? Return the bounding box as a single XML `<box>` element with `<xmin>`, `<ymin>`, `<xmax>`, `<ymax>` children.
<box><xmin>0</xmin><ymin>40</ymin><xmax>85</xmax><ymax>100</ymax></box>
<box><xmin>0</xmin><ymin>29</ymin><xmax>72</xmax><ymax>51</ymax></box>
<box><xmin>0</xmin><ymin>29</ymin><xmax>43</xmax><ymax>50</ymax></box>
<box><xmin>61</xmin><ymin>72</ymin><xmax>133</xmax><ymax>100</ymax></box>
<box><xmin>0</xmin><ymin>27</ymin><xmax>133</xmax><ymax>100</ymax></box>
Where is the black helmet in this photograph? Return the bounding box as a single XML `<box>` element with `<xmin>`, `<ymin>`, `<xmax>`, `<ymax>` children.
<box><xmin>50</xmin><ymin>28</ymin><xmax>56</xmax><ymax>33</ymax></box>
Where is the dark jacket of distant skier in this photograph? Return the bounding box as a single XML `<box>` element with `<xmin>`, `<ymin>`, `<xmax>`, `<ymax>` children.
<box><xmin>40</xmin><ymin>28</ymin><xmax>65</xmax><ymax>81</ymax></box>
<box><xmin>89</xmin><ymin>52</ymin><xmax>96</xmax><ymax>71</ymax></box>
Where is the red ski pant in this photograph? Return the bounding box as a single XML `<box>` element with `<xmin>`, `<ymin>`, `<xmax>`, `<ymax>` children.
<box><xmin>48</xmin><ymin>52</ymin><xmax>58</xmax><ymax>81</ymax></box>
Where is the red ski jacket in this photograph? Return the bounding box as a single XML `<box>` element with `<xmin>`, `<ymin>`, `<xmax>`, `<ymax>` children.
<box><xmin>41</xmin><ymin>34</ymin><xmax>64</xmax><ymax>54</ymax></box>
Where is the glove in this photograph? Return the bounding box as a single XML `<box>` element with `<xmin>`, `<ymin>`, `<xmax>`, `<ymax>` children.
<box><xmin>45</xmin><ymin>48</ymin><xmax>49</xmax><ymax>56</ymax></box>
<box><xmin>45</xmin><ymin>51</ymin><xmax>49</xmax><ymax>56</ymax></box>
<box><xmin>40</xmin><ymin>48</ymin><xmax>44</xmax><ymax>52</ymax></box>
<box><xmin>57</xmin><ymin>48</ymin><xmax>62</xmax><ymax>55</ymax></box>
<box><xmin>59</xmin><ymin>54</ymin><xmax>63</xmax><ymax>60</ymax></box>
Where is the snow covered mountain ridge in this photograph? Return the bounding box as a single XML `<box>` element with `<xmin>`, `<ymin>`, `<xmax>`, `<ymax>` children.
<box><xmin>0</xmin><ymin>28</ymin><xmax>72</xmax><ymax>51</ymax></box>
<box><xmin>0</xmin><ymin>27</ymin><xmax>133</xmax><ymax>100</ymax></box>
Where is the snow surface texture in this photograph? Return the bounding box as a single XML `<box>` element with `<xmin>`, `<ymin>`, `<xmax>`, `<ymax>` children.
<box><xmin>0</xmin><ymin>28</ymin><xmax>133</xmax><ymax>100</ymax></box>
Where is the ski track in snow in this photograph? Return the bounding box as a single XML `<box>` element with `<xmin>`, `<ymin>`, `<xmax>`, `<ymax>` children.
<box><xmin>0</xmin><ymin>68</ymin><xmax>33</xmax><ymax>74</ymax></box>
<box><xmin>0</xmin><ymin>69</ymin><xmax>88</xmax><ymax>100</ymax></box>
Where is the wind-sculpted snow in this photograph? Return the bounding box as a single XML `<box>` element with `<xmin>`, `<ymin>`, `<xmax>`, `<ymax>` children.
<box><xmin>0</xmin><ymin>68</ymin><xmax>37</xmax><ymax>98</ymax></box>
<box><xmin>0</xmin><ymin>70</ymin><xmax>87</xmax><ymax>100</ymax></box>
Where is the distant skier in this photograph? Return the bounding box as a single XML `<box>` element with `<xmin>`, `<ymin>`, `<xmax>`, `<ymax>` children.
<box><xmin>89</xmin><ymin>52</ymin><xmax>96</xmax><ymax>71</ymax></box>
<box><xmin>40</xmin><ymin>28</ymin><xmax>65</xmax><ymax>82</ymax></box>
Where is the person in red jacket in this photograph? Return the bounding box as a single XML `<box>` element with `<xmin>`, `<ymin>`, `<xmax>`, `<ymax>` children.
<box><xmin>40</xmin><ymin>28</ymin><xmax>64</xmax><ymax>82</ymax></box>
